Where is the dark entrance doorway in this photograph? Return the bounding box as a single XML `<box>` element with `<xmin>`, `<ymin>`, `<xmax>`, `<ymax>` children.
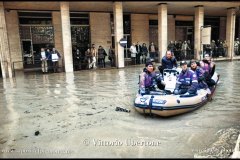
<box><xmin>22</xmin><ymin>40</ymin><xmax>33</xmax><ymax>67</ymax></box>
<box><xmin>71</xmin><ymin>26</ymin><xmax>90</xmax><ymax>56</ymax></box>
<box><xmin>19</xmin><ymin>25</ymin><xmax>54</xmax><ymax>69</ymax></box>
<box><xmin>204</xmin><ymin>17</ymin><xmax>220</xmax><ymax>41</ymax></box>
<box><xmin>18</xmin><ymin>11</ymin><xmax>54</xmax><ymax>71</ymax></box>
<box><xmin>71</xmin><ymin>26</ymin><xmax>90</xmax><ymax>70</ymax></box>
<box><xmin>70</xmin><ymin>12</ymin><xmax>90</xmax><ymax>71</ymax></box>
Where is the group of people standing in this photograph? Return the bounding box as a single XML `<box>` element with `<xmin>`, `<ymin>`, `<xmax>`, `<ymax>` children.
<box><xmin>139</xmin><ymin>50</ymin><xmax>216</xmax><ymax>96</ymax></box>
<box><xmin>167</xmin><ymin>38</ymin><xmax>240</xmax><ymax>59</ymax></box>
<box><xmin>167</xmin><ymin>40</ymin><xmax>193</xmax><ymax>61</ymax></box>
<box><xmin>40</xmin><ymin>47</ymin><xmax>61</xmax><ymax>73</ymax></box>
<box><xmin>73</xmin><ymin>44</ymin><xmax>116</xmax><ymax>70</ymax></box>
<box><xmin>203</xmin><ymin>39</ymin><xmax>228</xmax><ymax>58</ymax></box>
<box><xmin>129</xmin><ymin>40</ymin><xmax>194</xmax><ymax>65</ymax></box>
<box><xmin>130</xmin><ymin>42</ymin><xmax>158</xmax><ymax>65</ymax></box>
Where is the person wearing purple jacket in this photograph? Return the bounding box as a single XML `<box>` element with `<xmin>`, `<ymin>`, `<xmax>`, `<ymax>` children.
<box><xmin>173</xmin><ymin>60</ymin><xmax>198</xmax><ymax>95</ymax></box>
<box><xmin>139</xmin><ymin>61</ymin><xmax>165</xmax><ymax>95</ymax></box>
<box><xmin>199</xmin><ymin>54</ymin><xmax>216</xmax><ymax>87</ymax></box>
<box><xmin>190</xmin><ymin>60</ymin><xmax>210</xmax><ymax>94</ymax></box>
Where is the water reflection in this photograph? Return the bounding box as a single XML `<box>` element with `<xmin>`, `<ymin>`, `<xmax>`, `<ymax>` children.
<box><xmin>1</xmin><ymin>78</ymin><xmax>19</xmax><ymax>158</ymax></box>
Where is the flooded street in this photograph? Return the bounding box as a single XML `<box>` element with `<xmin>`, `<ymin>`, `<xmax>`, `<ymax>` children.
<box><xmin>0</xmin><ymin>61</ymin><xmax>240</xmax><ymax>158</ymax></box>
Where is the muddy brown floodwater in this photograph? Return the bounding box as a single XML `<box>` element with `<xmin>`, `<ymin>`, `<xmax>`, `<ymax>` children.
<box><xmin>0</xmin><ymin>61</ymin><xmax>240</xmax><ymax>158</ymax></box>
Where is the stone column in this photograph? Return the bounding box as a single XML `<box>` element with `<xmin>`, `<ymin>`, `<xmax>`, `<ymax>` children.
<box><xmin>52</xmin><ymin>11</ymin><xmax>63</xmax><ymax>68</ymax></box>
<box><xmin>238</xmin><ymin>17</ymin><xmax>240</xmax><ymax>38</ymax></box>
<box><xmin>5</xmin><ymin>10</ymin><xmax>23</xmax><ymax>70</ymax></box>
<box><xmin>158</xmin><ymin>3</ymin><xmax>168</xmax><ymax>60</ymax></box>
<box><xmin>113</xmin><ymin>2</ymin><xmax>124</xmax><ymax>68</ymax></box>
<box><xmin>226</xmin><ymin>7</ymin><xmax>236</xmax><ymax>59</ymax></box>
<box><xmin>219</xmin><ymin>17</ymin><xmax>226</xmax><ymax>41</ymax></box>
<box><xmin>60</xmin><ymin>2</ymin><xmax>73</xmax><ymax>72</ymax></box>
<box><xmin>194</xmin><ymin>5</ymin><xmax>204</xmax><ymax>60</ymax></box>
<box><xmin>0</xmin><ymin>2</ymin><xmax>12</xmax><ymax>78</ymax></box>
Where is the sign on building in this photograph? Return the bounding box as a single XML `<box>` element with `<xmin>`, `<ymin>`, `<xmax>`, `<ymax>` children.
<box><xmin>201</xmin><ymin>26</ymin><xmax>211</xmax><ymax>45</ymax></box>
<box><xmin>119</xmin><ymin>38</ymin><xmax>127</xmax><ymax>47</ymax></box>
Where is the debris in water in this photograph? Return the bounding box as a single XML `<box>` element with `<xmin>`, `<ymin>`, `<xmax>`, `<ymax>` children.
<box><xmin>115</xmin><ymin>107</ymin><xmax>131</xmax><ymax>113</ymax></box>
<box><xmin>34</xmin><ymin>131</ymin><xmax>40</xmax><ymax>136</ymax></box>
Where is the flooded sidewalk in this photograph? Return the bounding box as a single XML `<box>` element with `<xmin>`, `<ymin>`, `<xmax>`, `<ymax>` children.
<box><xmin>0</xmin><ymin>62</ymin><xmax>240</xmax><ymax>158</ymax></box>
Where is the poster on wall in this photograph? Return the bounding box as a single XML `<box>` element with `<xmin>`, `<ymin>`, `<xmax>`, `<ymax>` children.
<box><xmin>201</xmin><ymin>26</ymin><xmax>211</xmax><ymax>45</ymax></box>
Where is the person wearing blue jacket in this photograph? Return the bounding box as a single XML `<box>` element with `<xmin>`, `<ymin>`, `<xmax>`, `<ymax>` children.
<box><xmin>173</xmin><ymin>60</ymin><xmax>198</xmax><ymax>95</ymax></box>
<box><xmin>158</xmin><ymin>50</ymin><xmax>178</xmax><ymax>74</ymax></box>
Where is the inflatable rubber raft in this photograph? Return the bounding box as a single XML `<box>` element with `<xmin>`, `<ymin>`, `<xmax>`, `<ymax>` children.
<box><xmin>134</xmin><ymin>68</ymin><xmax>220</xmax><ymax>117</ymax></box>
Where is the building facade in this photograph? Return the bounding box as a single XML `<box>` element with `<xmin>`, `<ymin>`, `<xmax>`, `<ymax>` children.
<box><xmin>0</xmin><ymin>1</ymin><xmax>240</xmax><ymax>78</ymax></box>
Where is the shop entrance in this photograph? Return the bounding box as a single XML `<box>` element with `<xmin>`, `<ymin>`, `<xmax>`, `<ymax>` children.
<box><xmin>71</xmin><ymin>25</ymin><xmax>90</xmax><ymax>70</ymax></box>
<box><xmin>70</xmin><ymin>12</ymin><xmax>90</xmax><ymax>70</ymax></box>
<box><xmin>19</xmin><ymin>25</ymin><xmax>54</xmax><ymax>69</ymax></box>
<box><xmin>22</xmin><ymin>40</ymin><xmax>33</xmax><ymax>66</ymax></box>
<box><xmin>18</xmin><ymin>11</ymin><xmax>54</xmax><ymax>70</ymax></box>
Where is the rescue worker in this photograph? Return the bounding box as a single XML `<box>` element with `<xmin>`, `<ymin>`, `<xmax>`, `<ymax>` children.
<box><xmin>173</xmin><ymin>60</ymin><xmax>198</xmax><ymax>95</ymax></box>
<box><xmin>158</xmin><ymin>50</ymin><xmax>178</xmax><ymax>74</ymax></box>
<box><xmin>199</xmin><ymin>54</ymin><xmax>216</xmax><ymax>87</ymax></box>
<box><xmin>139</xmin><ymin>61</ymin><xmax>165</xmax><ymax>95</ymax></box>
<box><xmin>190</xmin><ymin>60</ymin><xmax>211</xmax><ymax>94</ymax></box>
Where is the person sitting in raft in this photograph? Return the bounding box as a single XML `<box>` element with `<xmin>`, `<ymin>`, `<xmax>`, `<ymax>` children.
<box><xmin>145</xmin><ymin>58</ymin><xmax>166</xmax><ymax>90</ymax></box>
<box><xmin>173</xmin><ymin>60</ymin><xmax>198</xmax><ymax>95</ymax></box>
<box><xmin>139</xmin><ymin>61</ymin><xmax>165</xmax><ymax>95</ymax></box>
<box><xmin>199</xmin><ymin>53</ymin><xmax>216</xmax><ymax>87</ymax></box>
<box><xmin>158</xmin><ymin>50</ymin><xmax>178</xmax><ymax>75</ymax></box>
<box><xmin>189</xmin><ymin>60</ymin><xmax>211</xmax><ymax>94</ymax></box>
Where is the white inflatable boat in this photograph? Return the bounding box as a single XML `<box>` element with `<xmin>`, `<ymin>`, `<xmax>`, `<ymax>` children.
<box><xmin>134</xmin><ymin>68</ymin><xmax>220</xmax><ymax>117</ymax></box>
